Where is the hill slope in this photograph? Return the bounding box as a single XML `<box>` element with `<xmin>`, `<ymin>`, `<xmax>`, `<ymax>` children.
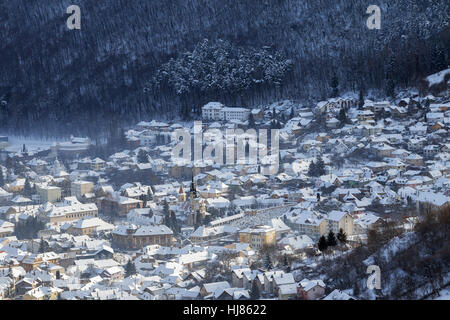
<box><xmin>0</xmin><ymin>0</ymin><xmax>449</xmax><ymax>137</ymax></box>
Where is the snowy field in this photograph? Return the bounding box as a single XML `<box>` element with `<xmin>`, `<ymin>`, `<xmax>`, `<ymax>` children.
<box><xmin>2</xmin><ymin>136</ymin><xmax>61</xmax><ymax>153</ymax></box>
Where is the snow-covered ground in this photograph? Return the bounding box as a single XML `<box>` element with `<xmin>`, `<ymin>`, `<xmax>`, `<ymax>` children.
<box><xmin>426</xmin><ymin>68</ymin><xmax>450</xmax><ymax>86</ymax></box>
<box><xmin>2</xmin><ymin>136</ymin><xmax>61</xmax><ymax>153</ymax></box>
<box><xmin>433</xmin><ymin>287</ymin><xmax>450</xmax><ymax>300</ymax></box>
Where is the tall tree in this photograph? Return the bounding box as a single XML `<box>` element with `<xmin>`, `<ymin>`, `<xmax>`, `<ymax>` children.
<box><xmin>316</xmin><ymin>157</ymin><xmax>326</xmax><ymax>176</ymax></box>
<box><xmin>318</xmin><ymin>235</ymin><xmax>328</xmax><ymax>252</ymax></box>
<box><xmin>358</xmin><ymin>87</ymin><xmax>365</xmax><ymax>110</ymax></box>
<box><xmin>331</xmin><ymin>72</ymin><xmax>339</xmax><ymax>97</ymax></box>
<box><xmin>125</xmin><ymin>260</ymin><xmax>137</xmax><ymax>277</ymax></box>
<box><xmin>327</xmin><ymin>230</ymin><xmax>337</xmax><ymax>247</ymax></box>
<box><xmin>337</xmin><ymin>228</ymin><xmax>347</xmax><ymax>244</ymax></box>
<box><xmin>23</xmin><ymin>179</ymin><xmax>32</xmax><ymax>197</ymax></box>
<box><xmin>137</xmin><ymin>149</ymin><xmax>149</xmax><ymax>163</ymax></box>
<box><xmin>248</xmin><ymin>112</ymin><xmax>255</xmax><ymax>128</ymax></box>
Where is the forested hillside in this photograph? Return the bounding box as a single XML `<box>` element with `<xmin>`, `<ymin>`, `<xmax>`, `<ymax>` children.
<box><xmin>319</xmin><ymin>205</ymin><xmax>450</xmax><ymax>300</ymax></box>
<box><xmin>0</xmin><ymin>0</ymin><xmax>449</xmax><ymax>137</ymax></box>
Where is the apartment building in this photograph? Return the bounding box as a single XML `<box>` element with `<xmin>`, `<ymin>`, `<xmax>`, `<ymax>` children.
<box><xmin>239</xmin><ymin>225</ymin><xmax>276</xmax><ymax>250</ymax></box>
<box><xmin>202</xmin><ymin>102</ymin><xmax>250</xmax><ymax>122</ymax></box>
<box><xmin>71</xmin><ymin>181</ymin><xmax>94</xmax><ymax>199</ymax></box>
<box><xmin>36</xmin><ymin>185</ymin><xmax>62</xmax><ymax>203</ymax></box>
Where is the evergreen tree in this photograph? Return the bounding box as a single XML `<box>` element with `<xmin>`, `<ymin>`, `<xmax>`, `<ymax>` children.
<box><xmin>250</xmin><ymin>280</ymin><xmax>260</xmax><ymax>300</ymax></box>
<box><xmin>338</xmin><ymin>107</ymin><xmax>348</xmax><ymax>125</ymax></box>
<box><xmin>125</xmin><ymin>260</ymin><xmax>137</xmax><ymax>277</ymax></box>
<box><xmin>263</xmin><ymin>252</ymin><xmax>273</xmax><ymax>270</ymax></box>
<box><xmin>0</xmin><ymin>169</ymin><xmax>4</xmax><ymax>187</ymax></box>
<box><xmin>119</xmin><ymin>128</ymin><xmax>127</xmax><ymax>149</ymax></box>
<box><xmin>318</xmin><ymin>235</ymin><xmax>328</xmax><ymax>252</ymax></box>
<box><xmin>385</xmin><ymin>79</ymin><xmax>395</xmax><ymax>98</ymax></box>
<box><xmin>283</xmin><ymin>254</ymin><xmax>290</xmax><ymax>272</ymax></box>
<box><xmin>163</xmin><ymin>199</ymin><xmax>170</xmax><ymax>226</ymax></box>
<box><xmin>38</xmin><ymin>238</ymin><xmax>48</xmax><ymax>253</ymax></box>
<box><xmin>289</xmin><ymin>107</ymin><xmax>295</xmax><ymax>119</ymax></box>
<box><xmin>308</xmin><ymin>160</ymin><xmax>317</xmax><ymax>177</ymax></box>
<box><xmin>170</xmin><ymin>211</ymin><xmax>178</xmax><ymax>233</ymax></box>
<box><xmin>327</xmin><ymin>230</ymin><xmax>337</xmax><ymax>247</ymax></box>
<box><xmin>142</xmin><ymin>196</ymin><xmax>147</xmax><ymax>208</ymax></box>
<box><xmin>337</xmin><ymin>228</ymin><xmax>347</xmax><ymax>244</ymax></box>
<box><xmin>316</xmin><ymin>157</ymin><xmax>326</xmax><ymax>176</ymax></box>
<box><xmin>358</xmin><ymin>88</ymin><xmax>365</xmax><ymax>110</ymax></box>
<box><xmin>248</xmin><ymin>112</ymin><xmax>255</xmax><ymax>128</ymax></box>
<box><xmin>331</xmin><ymin>72</ymin><xmax>339</xmax><ymax>97</ymax></box>
<box><xmin>23</xmin><ymin>179</ymin><xmax>32</xmax><ymax>197</ymax></box>
<box><xmin>137</xmin><ymin>149</ymin><xmax>149</xmax><ymax>163</ymax></box>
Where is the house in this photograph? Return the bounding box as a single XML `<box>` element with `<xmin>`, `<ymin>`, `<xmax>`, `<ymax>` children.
<box><xmin>297</xmin><ymin>278</ymin><xmax>326</xmax><ymax>300</ymax></box>
<box><xmin>289</xmin><ymin>211</ymin><xmax>327</xmax><ymax>241</ymax></box>
<box><xmin>326</xmin><ymin>211</ymin><xmax>354</xmax><ymax>236</ymax></box>
<box><xmin>278</xmin><ymin>235</ymin><xmax>314</xmax><ymax>253</ymax></box>
<box><xmin>98</xmin><ymin>193</ymin><xmax>143</xmax><ymax>216</ymax></box>
<box><xmin>200</xmin><ymin>281</ymin><xmax>231</xmax><ymax>297</ymax></box>
<box><xmin>23</xmin><ymin>286</ymin><xmax>62</xmax><ymax>300</ymax></box>
<box><xmin>263</xmin><ymin>271</ymin><xmax>285</xmax><ymax>295</ymax></box>
<box><xmin>267</xmin><ymin>218</ymin><xmax>291</xmax><ymax>239</ymax></box>
<box><xmin>64</xmin><ymin>217</ymin><xmax>114</xmax><ymax>236</ymax></box>
<box><xmin>273</xmin><ymin>273</ymin><xmax>295</xmax><ymax>296</ymax></box>
<box><xmin>101</xmin><ymin>266</ymin><xmax>124</xmax><ymax>281</ymax></box>
<box><xmin>278</xmin><ymin>283</ymin><xmax>298</xmax><ymax>300</ymax></box>
<box><xmin>111</xmin><ymin>224</ymin><xmax>173</xmax><ymax>249</ymax></box>
<box><xmin>42</xmin><ymin>199</ymin><xmax>98</xmax><ymax>223</ymax></box>
<box><xmin>323</xmin><ymin>289</ymin><xmax>356</xmax><ymax>300</ymax></box>
<box><xmin>0</xmin><ymin>220</ymin><xmax>14</xmax><ymax>237</ymax></box>
<box><xmin>405</xmin><ymin>154</ymin><xmax>424</xmax><ymax>166</ymax></box>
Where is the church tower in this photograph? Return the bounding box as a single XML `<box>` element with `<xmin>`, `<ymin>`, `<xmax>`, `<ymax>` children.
<box><xmin>178</xmin><ymin>184</ymin><xmax>186</xmax><ymax>202</ymax></box>
<box><xmin>188</xmin><ymin>172</ymin><xmax>206</xmax><ymax>226</ymax></box>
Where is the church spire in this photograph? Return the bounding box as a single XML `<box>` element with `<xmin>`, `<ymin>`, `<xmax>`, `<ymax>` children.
<box><xmin>190</xmin><ymin>171</ymin><xmax>197</xmax><ymax>198</ymax></box>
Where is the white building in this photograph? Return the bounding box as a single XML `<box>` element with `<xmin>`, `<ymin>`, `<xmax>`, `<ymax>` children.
<box><xmin>202</xmin><ymin>102</ymin><xmax>250</xmax><ymax>121</ymax></box>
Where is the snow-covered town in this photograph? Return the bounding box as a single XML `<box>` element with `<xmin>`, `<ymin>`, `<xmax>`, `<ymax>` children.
<box><xmin>0</xmin><ymin>71</ymin><xmax>449</xmax><ymax>300</ymax></box>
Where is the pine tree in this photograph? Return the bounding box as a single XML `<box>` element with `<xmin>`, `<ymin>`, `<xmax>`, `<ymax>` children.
<box><xmin>23</xmin><ymin>179</ymin><xmax>32</xmax><ymax>197</ymax></box>
<box><xmin>0</xmin><ymin>169</ymin><xmax>4</xmax><ymax>187</ymax></box>
<box><xmin>250</xmin><ymin>280</ymin><xmax>260</xmax><ymax>299</ymax></box>
<box><xmin>38</xmin><ymin>238</ymin><xmax>48</xmax><ymax>253</ymax></box>
<box><xmin>316</xmin><ymin>157</ymin><xmax>325</xmax><ymax>176</ymax></box>
<box><xmin>318</xmin><ymin>235</ymin><xmax>328</xmax><ymax>252</ymax></box>
<box><xmin>248</xmin><ymin>112</ymin><xmax>255</xmax><ymax>128</ymax></box>
<box><xmin>331</xmin><ymin>72</ymin><xmax>339</xmax><ymax>97</ymax></box>
<box><xmin>137</xmin><ymin>149</ymin><xmax>149</xmax><ymax>163</ymax></box>
<box><xmin>290</xmin><ymin>107</ymin><xmax>295</xmax><ymax>119</ymax></box>
<box><xmin>170</xmin><ymin>211</ymin><xmax>178</xmax><ymax>233</ymax></box>
<box><xmin>125</xmin><ymin>260</ymin><xmax>137</xmax><ymax>277</ymax></box>
<box><xmin>308</xmin><ymin>160</ymin><xmax>317</xmax><ymax>177</ymax></box>
<box><xmin>358</xmin><ymin>88</ymin><xmax>365</xmax><ymax>110</ymax></box>
<box><xmin>338</xmin><ymin>107</ymin><xmax>348</xmax><ymax>125</ymax></box>
<box><xmin>327</xmin><ymin>230</ymin><xmax>337</xmax><ymax>247</ymax></box>
<box><xmin>337</xmin><ymin>228</ymin><xmax>347</xmax><ymax>244</ymax></box>
<box><xmin>163</xmin><ymin>199</ymin><xmax>170</xmax><ymax>227</ymax></box>
<box><xmin>263</xmin><ymin>252</ymin><xmax>272</xmax><ymax>270</ymax></box>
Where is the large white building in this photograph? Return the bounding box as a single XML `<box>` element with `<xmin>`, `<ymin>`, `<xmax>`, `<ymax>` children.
<box><xmin>202</xmin><ymin>102</ymin><xmax>250</xmax><ymax>121</ymax></box>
